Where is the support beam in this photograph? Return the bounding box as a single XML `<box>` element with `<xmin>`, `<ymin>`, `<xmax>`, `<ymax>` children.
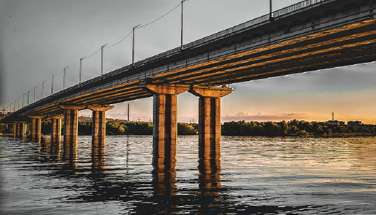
<box><xmin>142</xmin><ymin>84</ymin><xmax>188</xmax><ymax>173</ymax></box>
<box><xmin>189</xmin><ymin>86</ymin><xmax>232</xmax><ymax>163</ymax></box>
<box><xmin>50</xmin><ymin>115</ymin><xmax>63</xmax><ymax>144</ymax></box>
<box><xmin>59</xmin><ymin>105</ymin><xmax>85</xmax><ymax>161</ymax></box>
<box><xmin>15</xmin><ymin>121</ymin><xmax>26</xmax><ymax>138</ymax></box>
<box><xmin>87</xmin><ymin>105</ymin><xmax>113</xmax><ymax>171</ymax></box>
<box><xmin>28</xmin><ymin>115</ymin><xmax>44</xmax><ymax>143</ymax></box>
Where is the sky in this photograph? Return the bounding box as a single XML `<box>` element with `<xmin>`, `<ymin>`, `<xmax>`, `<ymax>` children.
<box><xmin>1</xmin><ymin>0</ymin><xmax>376</xmax><ymax>124</ymax></box>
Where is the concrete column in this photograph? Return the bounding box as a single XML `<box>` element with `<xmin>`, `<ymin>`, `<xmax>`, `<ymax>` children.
<box><xmin>59</xmin><ymin>105</ymin><xmax>85</xmax><ymax>161</ymax></box>
<box><xmin>10</xmin><ymin>123</ymin><xmax>16</xmax><ymax>136</ymax></box>
<box><xmin>189</xmin><ymin>86</ymin><xmax>232</xmax><ymax>162</ymax></box>
<box><xmin>50</xmin><ymin>115</ymin><xmax>63</xmax><ymax>144</ymax></box>
<box><xmin>142</xmin><ymin>84</ymin><xmax>189</xmax><ymax>172</ymax></box>
<box><xmin>15</xmin><ymin>121</ymin><xmax>26</xmax><ymax>138</ymax></box>
<box><xmin>87</xmin><ymin>105</ymin><xmax>113</xmax><ymax>173</ymax></box>
<box><xmin>28</xmin><ymin>115</ymin><xmax>44</xmax><ymax>143</ymax></box>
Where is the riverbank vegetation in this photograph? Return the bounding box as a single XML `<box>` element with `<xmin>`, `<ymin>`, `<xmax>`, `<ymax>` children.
<box><xmin>222</xmin><ymin>120</ymin><xmax>376</xmax><ymax>137</ymax></box>
<box><xmin>1</xmin><ymin>119</ymin><xmax>376</xmax><ymax>137</ymax></box>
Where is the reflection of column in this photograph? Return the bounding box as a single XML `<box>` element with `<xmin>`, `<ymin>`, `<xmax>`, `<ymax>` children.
<box><xmin>28</xmin><ymin>115</ymin><xmax>44</xmax><ymax>143</ymax></box>
<box><xmin>88</xmin><ymin>105</ymin><xmax>113</xmax><ymax>175</ymax></box>
<box><xmin>189</xmin><ymin>86</ymin><xmax>232</xmax><ymax>164</ymax></box>
<box><xmin>152</xmin><ymin>150</ymin><xmax>177</xmax><ymax>198</ymax></box>
<box><xmin>50</xmin><ymin>115</ymin><xmax>63</xmax><ymax>144</ymax></box>
<box><xmin>197</xmin><ymin>152</ymin><xmax>222</xmax><ymax>213</ymax></box>
<box><xmin>142</xmin><ymin>84</ymin><xmax>189</xmax><ymax>173</ymax></box>
<box><xmin>59</xmin><ymin>105</ymin><xmax>85</xmax><ymax>168</ymax></box>
<box><xmin>198</xmin><ymin>156</ymin><xmax>221</xmax><ymax>190</ymax></box>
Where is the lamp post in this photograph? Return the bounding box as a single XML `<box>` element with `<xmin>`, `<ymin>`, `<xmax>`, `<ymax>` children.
<box><xmin>101</xmin><ymin>44</ymin><xmax>107</xmax><ymax>75</ymax></box>
<box><xmin>42</xmin><ymin>80</ymin><xmax>46</xmax><ymax>98</ymax></box>
<box><xmin>132</xmin><ymin>25</ymin><xmax>140</xmax><ymax>67</ymax></box>
<box><xmin>51</xmin><ymin>75</ymin><xmax>55</xmax><ymax>95</ymax></box>
<box><xmin>269</xmin><ymin>0</ymin><xmax>273</xmax><ymax>20</ymax></box>
<box><xmin>34</xmin><ymin>86</ymin><xmax>37</xmax><ymax>102</ymax></box>
<box><xmin>27</xmin><ymin>90</ymin><xmax>31</xmax><ymax>105</ymax></box>
<box><xmin>79</xmin><ymin>57</ymin><xmax>85</xmax><ymax>84</ymax></box>
<box><xmin>181</xmin><ymin>0</ymin><xmax>186</xmax><ymax>50</ymax></box>
<box><xmin>63</xmin><ymin>67</ymin><xmax>68</xmax><ymax>90</ymax></box>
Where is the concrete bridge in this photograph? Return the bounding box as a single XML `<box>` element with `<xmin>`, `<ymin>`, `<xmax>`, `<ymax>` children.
<box><xmin>1</xmin><ymin>0</ymin><xmax>376</xmax><ymax>170</ymax></box>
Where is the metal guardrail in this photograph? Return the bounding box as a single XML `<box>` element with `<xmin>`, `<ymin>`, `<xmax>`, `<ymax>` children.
<box><xmin>273</xmin><ymin>0</ymin><xmax>328</xmax><ymax>17</ymax></box>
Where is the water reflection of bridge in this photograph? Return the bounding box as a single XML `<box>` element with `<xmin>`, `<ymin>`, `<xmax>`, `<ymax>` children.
<box><xmin>33</xmin><ymin>136</ymin><xmax>313</xmax><ymax>214</ymax></box>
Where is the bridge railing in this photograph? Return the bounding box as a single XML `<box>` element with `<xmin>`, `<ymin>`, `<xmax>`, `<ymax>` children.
<box><xmin>273</xmin><ymin>0</ymin><xmax>329</xmax><ymax>17</ymax></box>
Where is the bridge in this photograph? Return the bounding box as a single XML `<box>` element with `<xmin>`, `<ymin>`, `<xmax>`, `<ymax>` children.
<box><xmin>1</xmin><ymin>0</ymin><xmax>376</xmax><ymax>171</ymax></box>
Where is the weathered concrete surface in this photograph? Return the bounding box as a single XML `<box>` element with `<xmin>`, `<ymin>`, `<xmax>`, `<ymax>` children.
<box><xmin>50</xmin><ymin>115</ymin><xmax>63</xmax><ymax>144</ymax></box>
<box><xmin>28</xmin><ymin>115</ymin><xmax>44</xmax><ymax>143</ymax></box>
<box><xmin>88</xmin><ymin>105</ymin><xmax>113</xmax><ymax>165</ymax></box>
<box><xmin>191</xmin><ymin>87</ymin><xmax>232</xmax><ymax>163</ymax></box>
<box><xmin>15</xmin><ymin>121</ymin><xmax>26</xmax><ymax>138</ymax></box>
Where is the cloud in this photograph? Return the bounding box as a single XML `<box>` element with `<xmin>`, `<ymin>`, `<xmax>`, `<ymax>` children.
<box><xmin>222</xmin><ymin>112</ymin><xmax>308</xmax><ymax>122</ymax></box>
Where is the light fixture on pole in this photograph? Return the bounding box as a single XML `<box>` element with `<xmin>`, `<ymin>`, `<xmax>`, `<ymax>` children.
<box><xmin>101</xmin><ymin>44</ymin><xmax>107</xmax><ymax>75</ymax></box>
<box><xmin>132</xmin><ymin>25</ymin><xmax>140</xmax><ymax>67</ymax></box>
<box><xmin>63</xmin><ymin>67</ymin><xmax>68</xmax><ymax>90</ymax></box>
<box><xmin>27</xmin><ymin>90</ymin><xmax>31</xmax><ymax>105</ymax></box>
<box><xmin>41</xmin><ymin>80</ymin><xmax>46</xmax><ymax>98</ymax></box>
<box><xmin>34</xmin><ymin>86</ymin><xmax>37</xmax><ymax>102</ymax></box>
<box><xmin>79</xmin><ymin>57</ymin><xmax>85</xmax><ymax>84</ymax></box>
<box><xmin>22</xmin><ymin>93</ymin><xmax>25</xmax><ymax>107</ymax></box>
<box><xmin>181</xmin><ymin>0</ymin><xmax>186</xmax><ymax>50</ymax></box>
<box><xmin>51</xmin><ymin>75</ymin><xmax>55</xmax><ymax>95</ymax></box>
<box><xmin>269</xmin><ymin>0</ymin><xmax>273</xmax><ymax>20</ymax></box>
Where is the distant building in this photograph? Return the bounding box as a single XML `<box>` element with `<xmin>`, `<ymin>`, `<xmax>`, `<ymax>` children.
<box><xmin>327</xmin><ymin>120</ymin><xmax>345</xmax><ymax>126</ymax></box>
<box><xmin>348</xmin><ymin>121</ymin><xmax>363</xmax><ymax>126</ymax></box>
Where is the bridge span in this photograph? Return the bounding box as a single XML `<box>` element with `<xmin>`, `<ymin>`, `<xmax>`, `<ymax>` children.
<box><xmin>1</xmin><ymin>0</ymin><xmax>376</xmax><ymax>170</ymax></box>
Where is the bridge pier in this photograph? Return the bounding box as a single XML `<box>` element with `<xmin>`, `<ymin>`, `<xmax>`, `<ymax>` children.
<box><xmin>59</xmin><ymin>105</ymin><xmax>85</xmax><ymax>160</ymax></box>
<box><xmin>28</xmin><ymin>115</ymin><xmax>44</xmax><ymax>142</ymax></box>
<box><xmin>143</xmin><ymin>84</ymin><xmax>189</xmax><ymax>172</ymax></box>
<box><xmin>50</xmin><ymin>115</ymin><xmax>63</xmax><ymax>144</ymax></box>
<box><xmin>15</xmin><ymin>121</ymin><xmax>26</xmax><ymax>138</ymax></box>
<box><xmin>88</xmin><ymin>105</ymin><xmax>113</xmax><ymax>169</ymax></box>
<box><xmin>189</xmin><ymin>86</ymin><xmax>232</xmax><ymax>162</ymax></box>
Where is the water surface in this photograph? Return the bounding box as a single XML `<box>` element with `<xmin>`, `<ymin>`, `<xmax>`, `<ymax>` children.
<box><xmin>1</xmin><ymin>136</ymin><xmax>376</xmax><ymax>214</ymax></box>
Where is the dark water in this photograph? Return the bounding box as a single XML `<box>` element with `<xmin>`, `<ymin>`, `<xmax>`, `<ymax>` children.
<box><xmin>1</xmin><ymin>136</ymin><xmax>376</xmax><ymax>214</ymax></box>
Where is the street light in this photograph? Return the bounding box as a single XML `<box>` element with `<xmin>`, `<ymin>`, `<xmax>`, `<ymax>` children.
<box><xmin>181</xmin><ymin>0</ymin><xmax>186</xmax><ymax>50</ymax></box>
<box><xmin>41</xmin><ymin>80</ymin><xmax>46</xmax><ymax>98</ymax></box>
<box><xmin>63</xmin><ymin>67</ymin><xmax>68</xmax><ymax>90</ymax></box>
<box><xmin>51</xmin><ymin>75</ymin><xmax>55</xmax><ymax>95</ymax></box>
<box><xmin>34</xmin><ymin>86</ymin><xmax>37</xmax><ymax>102</ymax></box>
<box><xmin>101</xmin><ymin>44</ymin><xmax>107</xmax><ymax>75</ymax></box>
<box><xmin>79</xmin><ymin>57</ymin><xmax>85</xmax><ymax>84</ymax></box>
<box><xmin>132</xmin><ymin>25</ymin><xmax>140</xmax><ymax>67</ymax></box>
<box><xmin>269</xmin><ymin>0</ymin><xmax>273</xmax><ymax>20</ymax></box>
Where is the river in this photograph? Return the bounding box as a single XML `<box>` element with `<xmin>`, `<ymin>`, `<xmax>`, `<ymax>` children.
<box><xmin>1</xmin><ymin>136</ymin><xmax>376</xmax><ymax>214</ymax></box>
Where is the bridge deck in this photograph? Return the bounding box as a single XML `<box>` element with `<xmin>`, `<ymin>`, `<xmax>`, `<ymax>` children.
<box><xmin>2</xmin><ymin>0</ymin><xmax>376</xmax><ymax>121</ymax></box>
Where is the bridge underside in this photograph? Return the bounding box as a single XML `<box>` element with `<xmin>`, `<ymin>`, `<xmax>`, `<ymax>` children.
<box><xmin>2</xmin><ymin>0</ymin><xmax>376</xmax><ymax>119</ymax></box>
<box><xmin>30</xmin><ymin>18</ymin><xmax>376</xmax><ymax>116</ymax></box>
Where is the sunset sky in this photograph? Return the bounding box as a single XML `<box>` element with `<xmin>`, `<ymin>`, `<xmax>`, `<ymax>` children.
<box><xmin>1</xmin><ymin>0</ymin><xmax>376</xmax><ymax>124</ymax></box>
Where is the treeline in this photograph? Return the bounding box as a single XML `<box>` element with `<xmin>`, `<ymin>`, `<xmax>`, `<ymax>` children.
<box><xmin>3</xmin><ymin>119</ymin><xmax>376</xmax><ymax>137</ymax></box>
<box><xmin>39</xmin><ymin>120</ymin><xmax>198</xmax><ymax>135</ymax></box>
<box><xmin>222</xmin><ymin>120</ymin><xmax>376</xmax><ymax>137</ymax></box>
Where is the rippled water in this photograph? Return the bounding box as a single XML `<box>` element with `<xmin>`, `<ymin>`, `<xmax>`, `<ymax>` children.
<box><xmin>1</xmin><ymin>135</ymin><xmax>376</xmax><ymax>214</ymax></box>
